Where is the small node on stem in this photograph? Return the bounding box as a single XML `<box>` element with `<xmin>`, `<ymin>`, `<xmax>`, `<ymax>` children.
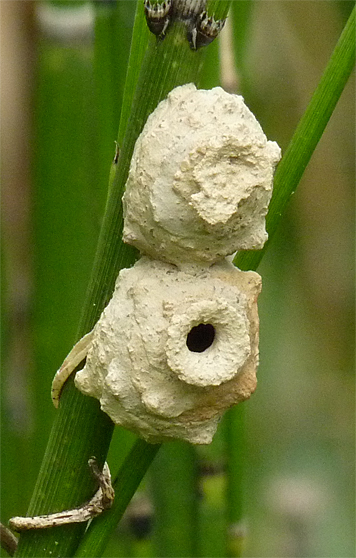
<box><xmin>143</xmin><ymin>0</ymin><xmax>226</xmax><ymax>50</ymax></box>
<box><xmin>144</xmin><ymin>0</ymin><xmax>173</xmax><ymax>39</ymax></box>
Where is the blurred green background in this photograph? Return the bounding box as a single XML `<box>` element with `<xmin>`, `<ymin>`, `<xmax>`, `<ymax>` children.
<box><xmin>1</xmin><ymin>1</ymin><xmax>354</xmax><ymax>557</ymax></box>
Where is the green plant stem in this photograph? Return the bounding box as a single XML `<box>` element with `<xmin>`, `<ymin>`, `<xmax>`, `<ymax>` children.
<box><xmin>225</xmin><ymin>406</ymin><xmax>245</xmax><ymax>557</ymax></box>
<box><xmin>116</xmin><ymin>0</ymin><xmax>150</xmax><ymax>147</ymax></box>
<box><xmin>75</xmin><ymin>440</ymin><xmax>160</xmax><ymax>557</ymax></box>
<box><xmin>151</xmin><ymin>443</ymin><xmax>199</xmax><ymax>558</ymax></box>
<box><xmin>234</xmin><ymin>4</ymin><xmax>355</xmax><ymax>273</ymax></box>
<box><xmin>93</xmin><ymin>0</ymin><xmax>135</xmax><ymax>183</ymax></box>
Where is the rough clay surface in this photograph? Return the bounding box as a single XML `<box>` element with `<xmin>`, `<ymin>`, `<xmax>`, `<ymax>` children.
<box><xmin>123</xmin><ymin>83</ymin><xmax>281</xmax><ymax>265</ymax></box>
<box><xmin>75</xmin><ymin>258</ymin><xmax>261</xmax><ymax>444</ymax></box>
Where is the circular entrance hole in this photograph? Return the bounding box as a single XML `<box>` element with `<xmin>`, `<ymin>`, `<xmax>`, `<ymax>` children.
<box><xmin>186</xmin><ymin>323</ymin><xmax>215</xmax><ymax>353</ymax></box>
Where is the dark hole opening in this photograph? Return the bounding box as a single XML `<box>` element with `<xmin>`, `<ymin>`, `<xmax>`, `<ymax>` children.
<box><xmin>186</xmin><ymin>323</ymin><xmax>215</xmax><ymax>353</ymax></box>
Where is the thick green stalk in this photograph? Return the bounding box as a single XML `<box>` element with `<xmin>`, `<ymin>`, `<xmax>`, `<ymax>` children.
<box><xmin>234</xmin><ymin>4</ymin><xmax>355</xmax><ymax>273</ymax></box>
<box><xmin>151</xmin><ymin>443</ymin><xmax>199</xmax><ymax>557</ymax></box>
<box><xmin>93</xmin><ymin>0</ymin><xmax>135</xmax><ymax>184</ymax></box>
<box><xmin>116</xmin><ymin>0</ymin><xmax>150</xmax><ymax>146</ymax></box>
<box><xmin>91</xmin><ymin>0</ymin><xmax>139</xmax><ymax>501</ymax></box>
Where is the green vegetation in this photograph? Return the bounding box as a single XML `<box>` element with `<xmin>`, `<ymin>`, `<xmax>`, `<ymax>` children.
<box><xmin>1</xmin><ymin>1</ymin><xmax>354</xmax><ymax>557</ymax></box>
